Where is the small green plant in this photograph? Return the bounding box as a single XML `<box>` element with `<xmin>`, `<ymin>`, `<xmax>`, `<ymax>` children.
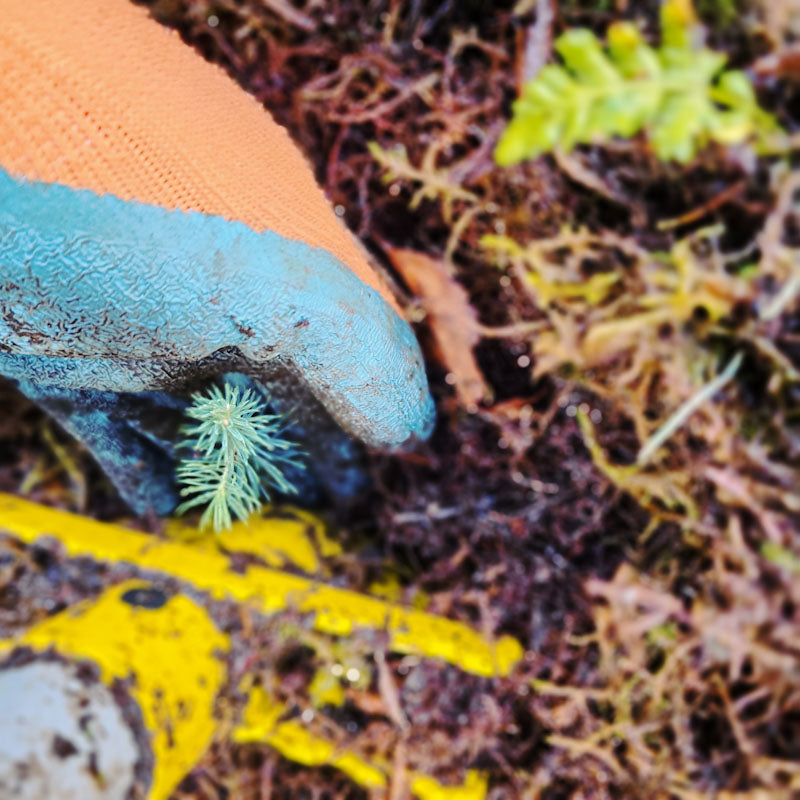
<box><xmin>495</xmin><ymin>0</ymin><xmax>780</xmax><ymax>165</ymax></box>
<box><xmin>176</xmin><ymin>381</ymin><xmax>305</xmax><ymax>531</ymax></box>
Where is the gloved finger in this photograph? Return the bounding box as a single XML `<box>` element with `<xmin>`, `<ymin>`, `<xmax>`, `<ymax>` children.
<box><xmin>1</xmin><ymin>169</ymin><xmax>433</xmax><ymax>447</ymax></box>
<box><xmin>12</xmin><ymin>379</ymin><xmax>185</xmax><ymax>516</ymax></box>
<box><xmin>0</xmin><ymin>0</ymin><xmax>434</xmax><ymax>447</ymax></box>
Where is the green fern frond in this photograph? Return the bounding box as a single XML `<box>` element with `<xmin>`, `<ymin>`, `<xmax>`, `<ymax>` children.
<box><xmin>175</xmin><ymin>382</ymin><xmax>305</xmax><ymax>531</ymax></box>
<box><xmin>495</xmin><ymin>0</ymin><xmax>781</xmax><ymax>166</ymax></box>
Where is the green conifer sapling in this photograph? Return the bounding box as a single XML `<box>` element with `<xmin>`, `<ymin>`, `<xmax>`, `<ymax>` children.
<box><xmin>176</xmin><ymin>382</ymin><xmax>305</xmax><ymax>531</ymax></box>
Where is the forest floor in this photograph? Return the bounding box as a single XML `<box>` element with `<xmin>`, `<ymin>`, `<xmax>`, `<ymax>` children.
<box><xmin>1</xmin><ymin>0</ymin><xmax>800</xmax><ymax>797</ymax></box>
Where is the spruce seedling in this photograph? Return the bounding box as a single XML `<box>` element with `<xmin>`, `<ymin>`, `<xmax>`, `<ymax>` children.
<box><xmin>176</xmin><ymin>381</ymin><xmax>305</xmax><ymax>531</ymax></box>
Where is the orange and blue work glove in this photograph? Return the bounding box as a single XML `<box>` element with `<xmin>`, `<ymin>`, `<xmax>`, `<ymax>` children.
<box><xmin>0</xmin><ymin>0</ymin><xmax>434</xmax><ymax>513</ymax></box>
